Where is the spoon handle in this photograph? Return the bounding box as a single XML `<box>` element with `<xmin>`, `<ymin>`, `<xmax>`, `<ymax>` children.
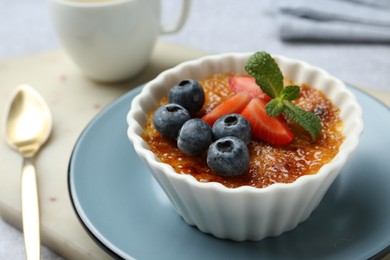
<box><xmin>21</xmin><ymin>158</ymin><xmax>41</xmax><ymax>260</ymax></box>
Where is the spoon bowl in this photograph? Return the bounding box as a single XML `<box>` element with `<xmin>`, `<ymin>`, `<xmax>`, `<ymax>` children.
<box><xmin>5</xmin><ymin>85</ymin><xmax>52</xmax><ymax>157</ymax></box>
<box><xmin>4</xmin><ymin>84</ymin><xmax>52</xmax><ymax>260</ymax></box>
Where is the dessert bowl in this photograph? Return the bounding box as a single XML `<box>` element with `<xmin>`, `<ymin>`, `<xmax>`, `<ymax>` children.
<box><xmin>127</xmin><ymin>53</ymin><xmax>364</xmax><ymax>241</ymax></box>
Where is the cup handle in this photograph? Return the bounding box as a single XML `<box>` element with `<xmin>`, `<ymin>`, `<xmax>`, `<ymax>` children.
<box><xmin>160</xmin><ymin>0</ymin><xmax>191</xmax><ymax>34</ymax></box>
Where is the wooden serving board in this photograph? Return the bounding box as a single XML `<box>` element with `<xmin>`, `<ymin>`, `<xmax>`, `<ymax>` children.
<box><xmin>0</xmin><ymin>42</ymin><xmax>389</xmax><ymax>259</ymax></box>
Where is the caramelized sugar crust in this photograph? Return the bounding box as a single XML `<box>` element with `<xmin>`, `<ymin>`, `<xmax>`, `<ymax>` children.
<box><xmin>142</xmin><ymin>74</ymin><xmax>344</xmax><ymax>188</ymax></box>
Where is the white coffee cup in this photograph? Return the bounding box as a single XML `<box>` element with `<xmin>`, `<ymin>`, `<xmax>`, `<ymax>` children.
<box><xmin>48</xmin><ymin>0</ymin><xmax>191</xmax><ymax>82</ymax></box>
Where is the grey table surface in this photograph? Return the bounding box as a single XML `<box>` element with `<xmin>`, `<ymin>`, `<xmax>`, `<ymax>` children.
<box><xmin>1</xmin><ymin>0</ymin><xmax>389</xmax><ymax>259</ymax></box>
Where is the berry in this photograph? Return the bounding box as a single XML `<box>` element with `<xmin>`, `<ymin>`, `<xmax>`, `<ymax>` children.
<box><xmin>177</xmin><ymin>119</ymin><xmax>212</xmax><ymax>156</ymax></box>
<box><xmin>240</xmin><ymin>98</ymin><xmax>294</xmax><ymax>146</ymax></box>
<box><xmin>207</xmin><ymin>136</ymin><xmax>249</xmax><ymax>176</ymax></box>
<box><xmin>169</xmin><ymin>79</ymin><xmax>205</xmax><ymax>115</ymax></box>
<box><xmin>212</xmin><ymin>114</ymin><xmax>252</xmax><ymax>145</ymax></box>
<box><xmin>153</xmin><ymin>103</ymin><xmax>191</xmax><ymax>139</ymax></box>
<box><xmin>229</xmin><ymin>75</ymin><xmax>271</xmax><ymax>101</ymax></box>
<box><xmin>201</xmin><ymin>91</ymin><xmax>251</xmax><ymax>126</ymax></box>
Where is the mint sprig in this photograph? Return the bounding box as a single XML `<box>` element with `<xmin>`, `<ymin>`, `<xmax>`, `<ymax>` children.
<box><xmin>245</xmin><ymin>51</ymin><xmax>322</xmax><ymax>141</ymax></box>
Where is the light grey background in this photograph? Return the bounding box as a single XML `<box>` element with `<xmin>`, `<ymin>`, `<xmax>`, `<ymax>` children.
<box><xmin>0</xmin><ymin>0</ymin><xmax>389</xmax><ymax>259</ymax></box>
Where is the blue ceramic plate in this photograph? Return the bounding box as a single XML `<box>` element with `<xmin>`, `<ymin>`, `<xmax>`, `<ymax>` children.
<box><xmin>68</xmin><ymin>85</ymin><xmax>390</xmax><ymax>260</ymax></box>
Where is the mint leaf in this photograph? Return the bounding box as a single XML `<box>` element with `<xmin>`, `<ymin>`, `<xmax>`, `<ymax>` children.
<box><xmin>266</xmin><ymin>99</ymin><xmax>284</xmax><ymax>116</ymax></box>
<box><xmin>283</xmin><ymin>101</ymin><xmax>322</xmax><ymax>140</ymax></box>
<box><xmin>245</xmin><ymin>51</ymin><xmax>283</xmax><ymax>99</ymax></box>
<box><xmin>281</xmin><ymin>85</ymin><xmax>300</xmax><ymax>101</ymax></box>
<box><xmin>245</xmin><ymin>51</ymin><xmax>323</xmax><ymax>142</ymax></box>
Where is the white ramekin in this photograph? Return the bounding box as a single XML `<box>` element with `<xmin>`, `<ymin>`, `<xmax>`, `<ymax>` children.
<box><xmin>127</xmin><ymin>53</ymin><xmax>364</xmax><ymax>241</ymax></box>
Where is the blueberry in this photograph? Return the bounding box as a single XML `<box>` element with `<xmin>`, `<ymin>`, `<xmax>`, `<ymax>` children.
<box><xmin>207</xmin><ymin>136</ymin><xmax>249</xmax><ymax>176</ymax></box>
<box><xmin>168</xmin><ymin>79</ymin><xmax>205</xmax><ymax>115</ymax></box>
<box><xmin>153</xmin><ymin>103</ymin><xmax>191</xmax><ymax>139</ymax></box>
<box><xmin>177</xmin><ymin>119</ymin><xmax>212</xmax><ymax>156</ymax></box>
<box><xmin>212</xmin><ymin>114</ymin><xmax>252</xmax><ymax>144</ymax></box>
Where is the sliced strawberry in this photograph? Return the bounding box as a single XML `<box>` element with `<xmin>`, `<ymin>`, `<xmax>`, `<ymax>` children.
<box><xmin>229</xmin><ymin>75</ymin><xmax>271</xmax><ymax>101</ymax></box>
<box><xmin>241</xmin><ymin>98</ymin><xmax>294</xmax><ymax>146</ymax></box>
<box><xmin>202</xmin><ymin>91</ymin><xmax>251</xmax><ymax>126</ymax></box>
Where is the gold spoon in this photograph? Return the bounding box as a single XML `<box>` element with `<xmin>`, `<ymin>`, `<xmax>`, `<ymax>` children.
<box><xmin>4</xmin><ymin>85</ymin><xmax>52</xmax><ymax>260</ymax></box>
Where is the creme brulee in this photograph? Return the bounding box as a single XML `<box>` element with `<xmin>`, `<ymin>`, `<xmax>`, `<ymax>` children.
<box><xmin>142</xmin><ymin>74</ymin><xmax>344</xmax><ymax>188</ymax></box>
